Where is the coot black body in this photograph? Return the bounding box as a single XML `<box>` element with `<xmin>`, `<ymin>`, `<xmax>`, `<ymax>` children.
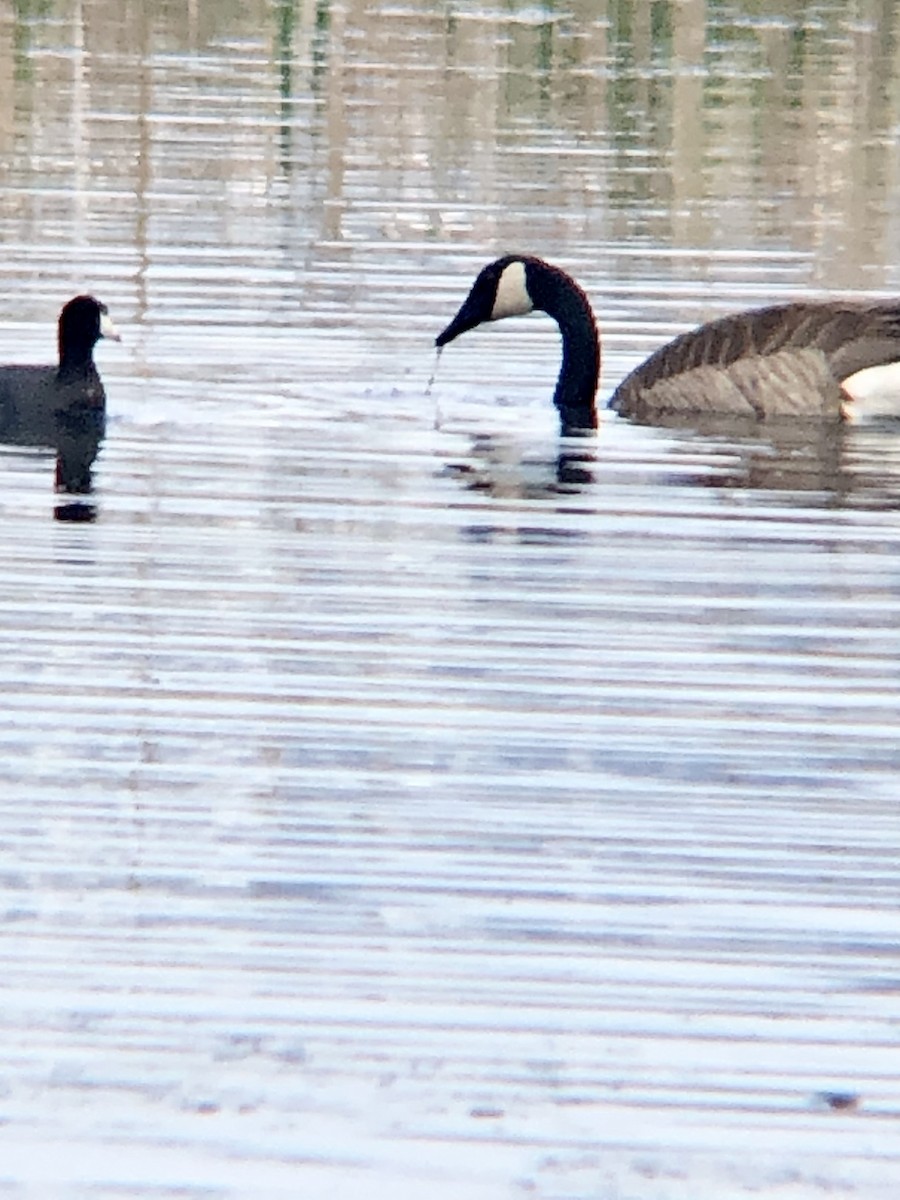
<box><xmin>0</xmin><ymin>295</ymin><xmax>120</xmax><ymax>492</ymax></box>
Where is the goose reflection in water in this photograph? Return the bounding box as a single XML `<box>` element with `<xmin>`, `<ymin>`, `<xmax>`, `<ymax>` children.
<box><xmin>438</xmin><ymin>437</ymin><xmax>598</xmax><ymax>547</ymax></box>
<box><xmin>441</xmin><ymin>436</ymin><xmax>597</xmax><ymax>500</ymax></box>
<box><xmin>441</xmin><ymin>415</ymin><xmax>900</xmax><ymax>516</ymax></box>
<box><xmin>647</xmin><ymin>414</ymin><xmax>900</xmax><ymax>509</ymax></box>
<box><xmin>642</xmin><ymin>414</ymin><xmax>853</xmax><ymax>501</ymax></box>
<box><xmin>0</xmin><ymin>295</ymin><xmax>120</xmax><ymax>520</ymax></box>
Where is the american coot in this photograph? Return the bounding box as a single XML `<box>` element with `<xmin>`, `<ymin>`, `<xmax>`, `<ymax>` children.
<box><xmin>435</xmin><ymin>255</ymin><xmax>900</xmax><ymax>434</ymax></box>
<box><xmin>0</xmin><ymin>295</ymin><xmax>120</xmax><ymax>493</ymax></box>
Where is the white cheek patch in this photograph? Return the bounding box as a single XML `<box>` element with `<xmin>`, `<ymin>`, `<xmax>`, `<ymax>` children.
<box><xmin>490</xmin><ymin>260</ymin><xmax>533</xmax><ymax>320</ymax></box>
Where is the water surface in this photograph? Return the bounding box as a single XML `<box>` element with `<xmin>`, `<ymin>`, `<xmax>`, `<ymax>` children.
<box><xmin>0</xmin><ymin>3</ymin><xmax>899</xmax><ymax>1197</ymax></box>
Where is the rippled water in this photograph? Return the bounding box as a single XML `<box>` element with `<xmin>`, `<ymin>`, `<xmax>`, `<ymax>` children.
<box><xmin>1</xmin><ymin>3</ymin><xmax>899</xmax><ymax>1197</ymax></box>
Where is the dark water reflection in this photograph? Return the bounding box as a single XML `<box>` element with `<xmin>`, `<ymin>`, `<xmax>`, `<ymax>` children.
<box><xmin>0</xmin><ymin>391</ymin><xmax>104</xmax><ymax>519</ymax></box>
<box><xmin>0</xmin><ymin>3</ymin><xmax>899</xmax><ymax>1198</ymax></box>
<box><xmin>440</xmin><ymin>418</ymin><xmax>900</xmax><ymax>513</ymax></box>
<box><xmin>441</xmin><ymin>438</ymin><xmax>599</xmax><ymax>500</ymax></box>
<box><xmin>654</xmin><ymin>418</ymin><xmax>900</xmax><ymax>511</ymax></box>
<box><xmin>635</xmin><ymin>417</ymin><xmax>888</xmax><ymax>504</ymax></box>
<box><xmin>0</xmin><ymin>400</ymin><xmax>103</xmax><ymax>495</ymax></box>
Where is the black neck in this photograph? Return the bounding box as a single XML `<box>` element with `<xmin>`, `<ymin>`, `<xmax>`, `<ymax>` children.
<box><xmin>58</xmin><ymin>338</ymin><xmax>95</xmax><ymax>377</ymax></box>
<box><xmin>524</xmin><ymin>260</ymin><xmax>600</xmax><ymax>434</ymax></box>
<box><xmin>59</xmin><ymin>355</ymin><xmax>94</xmax><ymax>378</ymax></box>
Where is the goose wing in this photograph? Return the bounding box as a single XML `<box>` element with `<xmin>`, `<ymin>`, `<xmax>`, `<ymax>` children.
<box><xmin>610</xmin><ymin>302</ymin><xmax>900</xmax><ymax>421</ymax></box>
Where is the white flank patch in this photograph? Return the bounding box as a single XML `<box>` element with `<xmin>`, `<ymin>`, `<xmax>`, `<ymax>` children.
<box><xmin>490</xmin><ymin>259</ymin><xmax>533</xmax><ymax>320</ymax></box>
<box><xmin>842</xmin><ymin>361</ymin><xmax>900</xmax><ymax>421</ymax></box>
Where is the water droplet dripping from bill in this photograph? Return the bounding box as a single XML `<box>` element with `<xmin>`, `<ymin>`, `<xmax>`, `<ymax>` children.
<box><xmin>428</xmin><ymin>345</ymin><xmax>443</xmax><ymax>429</ymax></box>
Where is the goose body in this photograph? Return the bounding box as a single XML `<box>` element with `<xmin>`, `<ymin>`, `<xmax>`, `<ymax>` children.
<box><xmin>435</xmin><ymin>255</ymin><xmax>900</xmax><ymax>434</ymax></box>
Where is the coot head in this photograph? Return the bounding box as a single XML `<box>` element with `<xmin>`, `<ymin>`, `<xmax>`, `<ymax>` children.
<box><xmin>58</xmin><ymin>295</ymin><xmax>121</xmax><ymax>365</ymax></box>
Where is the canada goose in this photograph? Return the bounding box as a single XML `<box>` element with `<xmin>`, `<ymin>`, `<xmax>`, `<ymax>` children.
<box><xmin>435</xmin><ymin>255</ymin><xmax>900</xmax><ymax>434</ymax></box>
<box><xmin>0</xmin><ymin>295</ymin><xmax>120</xmax><ymax>447</ymax></box>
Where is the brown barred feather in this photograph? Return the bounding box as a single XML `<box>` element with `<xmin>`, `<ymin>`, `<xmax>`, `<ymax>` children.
<box><xmin>612</xmin><ymin>302</ymin><xmax>900</xmax><ymax>421</ymax></box>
